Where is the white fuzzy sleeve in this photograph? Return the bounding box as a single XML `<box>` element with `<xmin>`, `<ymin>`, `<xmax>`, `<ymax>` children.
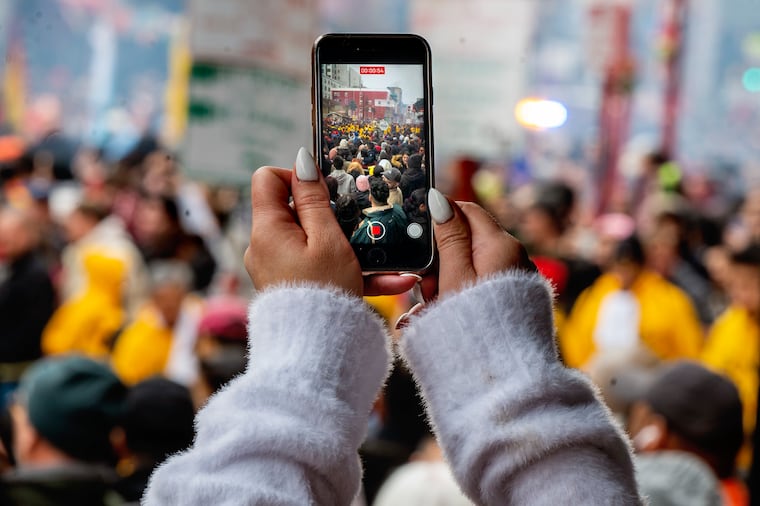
<box><xmin>400</xmin><ymin>271</ymin><xmax>643</xmax><ymax>506</ymax></box>
<box><xmin>143</xmin><ymin>284</ymin><xmax>391</xmax><ymax>506</ymax></box>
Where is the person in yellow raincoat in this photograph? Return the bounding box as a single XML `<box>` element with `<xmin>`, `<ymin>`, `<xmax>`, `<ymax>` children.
<box><xmin>702</xmin><ymin>244</ymin><xmax>760</xmax><ymax>442</ymax></box>
<box><xmin>42</xmin><ymin>251</ymin><xmax>126</xmax><ymax>358</ymax></box>
<box><xmin>112</xmin><ymin>261</ymin><xmax>202</xmax><ymax>386</ymax></box>
<box><xmin>560</xmin><ymin>235</ymin><xmax>703</xmax><ymax>369</ymax></box>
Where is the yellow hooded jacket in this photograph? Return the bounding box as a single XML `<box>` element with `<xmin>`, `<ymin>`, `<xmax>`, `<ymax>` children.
<box><xmin>702</xmin><ymin>306</ymin><xmax>760</xmax><ymax>435</ymax></box>
<box><xmin>111</xmin><ymin>304</ymin><xmax>174</xmax><ymax>386</ymax></box>
<box><xmin>560</xmin><ymin>270</ymin><xmax>703</xmax><ymax>369</ymax></box>
<box><xmin>42</xmin><ymin>251</ymin><xmax>126</xmax><ymax>358</ymax></box>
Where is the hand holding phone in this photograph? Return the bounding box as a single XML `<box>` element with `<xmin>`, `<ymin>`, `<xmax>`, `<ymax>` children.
<box><xmin>244</xmin><ymin>150</ymin><xmax>419</xmax><ymax>298</ymax></box>
<box><xmin>312</xmin><ymin>34</ymin><xmax>435</xmax><ymax>273</ymax></box>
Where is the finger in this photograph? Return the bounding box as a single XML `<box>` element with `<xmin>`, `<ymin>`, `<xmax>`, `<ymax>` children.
<box><xmin>458</xmin><ymin>202</ymin><xmax>537</xmax><ymax>274</ymax></box>
<box><xmin>363</xmin><ymin>274</ymin><xmax>419</xmax><ymax>297</ymax></box>
<box><xmin>428</xmin><ymin>188</ymin><xmax>476</xmax><ymax>291</ymax></box>
<box><xmin>291</xmin><ymin>147</ymin><xmax>337</xmax><ymax>240</ymax></box>
<box><xmin>417</xmin><ymin>274</ymin><xmax>438</xmax><ymax>302</ymax></box>
<box><xmin>250</xmin><ymin>166</ymin><xmax>298</xmax><ymax>229</ymax></box>
<box><xmin>459</xmin><ymin>203</ymin><xmax>512</xmax><ymax>260</ymax></box>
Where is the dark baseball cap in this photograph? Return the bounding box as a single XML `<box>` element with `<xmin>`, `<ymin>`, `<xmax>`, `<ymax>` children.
<box><xmin>645</xmin><ymin>361</ymin><xmax>743</xmax><ymax>459</ymax></box>
<box><xmin>17</xmin><ymin>356</ymin><xmax>127</xmax><ymax>463</ymax></box>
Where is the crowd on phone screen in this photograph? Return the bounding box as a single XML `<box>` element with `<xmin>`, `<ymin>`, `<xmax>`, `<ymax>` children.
<box><xmin>321</xmin><ymin>121</ymin><xmax>429</xmax><ymax>246</ymax></box>
<box><xmin>0</xmin><ymin>99</ymin><xmax>759</xmax><ymax>505</ymax></box>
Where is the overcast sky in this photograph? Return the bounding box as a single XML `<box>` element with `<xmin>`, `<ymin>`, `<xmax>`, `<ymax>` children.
<box><xmin>351</xmin><ymin>64</ymin><xmax>424</xmax><ymax>103</ymax></box>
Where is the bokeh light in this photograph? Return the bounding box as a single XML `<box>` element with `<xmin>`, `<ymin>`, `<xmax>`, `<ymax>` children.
<box><xmin>742</xmin><ymin>68</ymin><xmax>760</xmax><ymax>92</ymax></box>
<box><xmin>514</xmin><ymin>98</ymin><xmax>568</xmax><ymax>130</ymax></box>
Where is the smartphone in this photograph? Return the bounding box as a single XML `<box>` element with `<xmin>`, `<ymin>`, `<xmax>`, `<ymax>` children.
<box><xmin>312</xmin><ymin>33</ymin><xmax>435</xmax><ymax>273</ymax></box>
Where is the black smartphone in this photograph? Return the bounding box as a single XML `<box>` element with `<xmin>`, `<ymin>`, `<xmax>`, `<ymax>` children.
<box><xmin>312</xmin><ymin>33</ymin><xmax>435</xmax><ymax>273</ymax></box>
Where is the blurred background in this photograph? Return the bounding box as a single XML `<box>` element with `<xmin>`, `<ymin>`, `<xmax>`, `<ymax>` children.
<box><xmin>2</xmin><ymin>1</ymin><xmax>760</xmax><ymax>505</ymax></box>
<box><xmin>2</xmin><ymin>0</ymin><xmax>760</xmax><ymax>194</ymax></box>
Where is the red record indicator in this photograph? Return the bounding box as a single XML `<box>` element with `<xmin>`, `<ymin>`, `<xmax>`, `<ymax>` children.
<box><xmin>366</xmin><ymin>220</ymin><xmax>386</xmax><ymax>241</ymax></box>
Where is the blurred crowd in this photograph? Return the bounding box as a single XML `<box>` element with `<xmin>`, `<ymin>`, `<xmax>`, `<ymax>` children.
<box><xmin>0</xmin><ymin>98</ymin><xmax>759</xmax><ymax>505</ymax></box>
<box><xmin>0</xmin><ymin>100</ymin><xmax>254</xmax><ymax>504</ymax></box>
<box><xmin>473</xmin><ymin>152</ymin><xmax>760</xmax><ymax>506</ymax></box>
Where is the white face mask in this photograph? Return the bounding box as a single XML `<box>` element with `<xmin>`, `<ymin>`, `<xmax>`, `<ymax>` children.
<box><xmin>632</xmin><ymin>424</ymin><xmax>662</xmax><ymax>451</ymax></box>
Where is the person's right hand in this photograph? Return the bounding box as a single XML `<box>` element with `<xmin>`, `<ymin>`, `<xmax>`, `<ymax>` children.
<box><xmin>422</xmin><ymin>189</ymin><xmax>535</xmax><ymax>299</ymax></box>
<box><xmin>244</xmin><ymin>147</ymin><xmax>418</xmax><ymax>298</ymax></box>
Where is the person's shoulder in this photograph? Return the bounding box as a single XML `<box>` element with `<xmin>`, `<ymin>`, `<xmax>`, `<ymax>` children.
<box><xmin>711</xmin><ymin>305</ymin><xmax>757</xmax><ymax>335</ymax></box>
<box><xmin>391</xmin><ymin>204</ymin><xmax>407</xmax><ymax>217</ymax></box>
<box><xmin>637</xmin><ymin>270</ymin><xmax>689</xmax><ymax>300</ymax></box>
<box><xmin>0</xmin><ymin>465</ymin><xmax>126</xmax><ymax>506</ymax></box>
<box><xmin>656</xmin><ymin>273</ymin><xmax>699</xmax><ymax>308</ymax></box>
<box><xmin>14</xmin><ymin>254</ymin><xmax>50</xmax><ymax>280</ymax></box>
<box><xmin>581</xmin><ymin>272</ymin><xmax>619</xmax><ymax>299</ymax></box>
<box><xmin>636</xmin><ymin>451</ymin><xmax>721</xmax><ymax>506</ymax></box>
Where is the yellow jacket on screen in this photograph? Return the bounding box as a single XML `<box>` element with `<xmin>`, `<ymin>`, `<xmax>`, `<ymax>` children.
<box><xmin>111</xmin><ymin>305</ymin><xmax>174</xmax><ymax>386</ymax></box>
<box><xmin>702</xmin><ymin>305</ymin><xmax>760</xmax><ymax>435</ymax></box>
<box><xmin>559</xmin><ymin>270</ymin><xmax>704</xmax><ymax>369</ymax></box>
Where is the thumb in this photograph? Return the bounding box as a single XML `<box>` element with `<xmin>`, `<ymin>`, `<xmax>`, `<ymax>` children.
<box><xmin>292</xmin><ymin>147</ymin><xmax>337</xmax><ymax>239</ymax></box>
<box><xmin>428</xmin><ymin>188</ymin><xmax>476</xmax><ymax>293</ymax></box>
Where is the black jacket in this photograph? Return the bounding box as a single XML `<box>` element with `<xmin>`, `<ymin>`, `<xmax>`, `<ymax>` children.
<box><xmin>0</xmin><ymin>464</ymin><xmax>125</xmax><ymax>505</ymax></box>
<box><xmin>399</xmin><ymin>169</ymin><xmax>426</xmax><ymax>199</ymax></box>
<box><xmin>0</xmin><ymin>253</ymin><xmax>55</xmax><ymax>363</ymax></box>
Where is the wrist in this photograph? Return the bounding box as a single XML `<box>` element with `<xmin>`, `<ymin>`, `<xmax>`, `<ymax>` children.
<box><xmin>247</xmin><ymin>283</ymin><xmax>392</xmax><ymax>411</ymax></box>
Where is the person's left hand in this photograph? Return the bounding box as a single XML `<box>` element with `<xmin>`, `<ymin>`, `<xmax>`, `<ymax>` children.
<box><xmin>244</xmin><ymin>148</ymin><xmax>418</xmax><ymax>297</ymax></box>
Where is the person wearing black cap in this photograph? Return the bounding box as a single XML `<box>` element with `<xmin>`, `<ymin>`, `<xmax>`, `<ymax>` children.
<box><xmin>112</xmin><ymin>377</ymin><xmax>195</xmax><ymax>503</ymax></box>
<box><xmin>399</xmin><ymin>154</ymin><xmax>425</xmax><ymax>198</ymax></box>
<box><xmin>1</xmin><ymin>356</ymin><xmax>127</xmax><ymax>505</ymax></box>
<box><xmin>628</xmin><ymin>360</ymin><xmax>745</xmax><ymax>506</ymax></box>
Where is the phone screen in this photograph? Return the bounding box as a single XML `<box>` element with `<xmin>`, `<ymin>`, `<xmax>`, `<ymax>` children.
<box><xmin>314</xmin><ymin>35</ymin><xmax>434</xmax><ymax>272</ymax></box>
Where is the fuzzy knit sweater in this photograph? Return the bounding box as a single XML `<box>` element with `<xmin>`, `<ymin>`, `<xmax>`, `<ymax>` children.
<box><xmin>143</xmin><ymin>271</ymin><xmax>642</xmax><ymax>505</ymax></box>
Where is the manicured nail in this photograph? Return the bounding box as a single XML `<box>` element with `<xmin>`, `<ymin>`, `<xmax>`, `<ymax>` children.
<box><xmin>428</xmin><ymin>188</ymin><xmax>453</xmax><ymax>224</ymax></box>
<box><xmin>399</xmin><ymin>272</ymin><xmax>423</xmax><ymax>282</ymax></box>
<box><xmin>393</xmin><ymin>303</ymin><xmax>425</xmax><ymax>331</ymax></box>
<box><xmin>407</xmin><ymin>302</ymin><xmax>424</xmax><ymax>316</ymax></box>
<box><xmin>296</xmin><ymin>147</ymin><xmax>319</xmax><ymax>182</ymax></box>
<box><xmin>412</xmin><ymin>282</ymin><xmax>424</xmax><ymax>305</ymax></box>
<box><xmin>394</xmin><ymin>311</ymin><xmax>410</xmax><ymax>331</ymax></box>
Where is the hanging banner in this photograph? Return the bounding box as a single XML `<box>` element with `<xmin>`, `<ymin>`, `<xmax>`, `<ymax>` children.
<box><xmin>183</xmin><ymin>63</ymin><xmax>310</xmax><ymax>185</ymax></box>
<box><xmin>183</xmin><ymin>0</ymin><xmax>318</xmax><ymax>185</ymax></box>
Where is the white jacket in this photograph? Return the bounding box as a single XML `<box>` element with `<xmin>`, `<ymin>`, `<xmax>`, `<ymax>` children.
<box><xmin>143</xmin><ymin>271</ymin><xmax>642</xmax><ymax>505</ymax></box>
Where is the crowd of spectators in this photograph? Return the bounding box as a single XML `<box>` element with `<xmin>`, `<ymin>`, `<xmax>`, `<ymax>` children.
<box><xmin>0</xmin><ymin>103</ymin><xmax>759</xmax><ymax>505</ymax></box>
<box><xmin>320</xmin><ymin>121</ymin><xmax>429</xmax><ymax>245</ymax></box>
<box><xmin>0</xmin><ymin>113</ymin><xmax>251</xmax><ymax>504</ymax></box>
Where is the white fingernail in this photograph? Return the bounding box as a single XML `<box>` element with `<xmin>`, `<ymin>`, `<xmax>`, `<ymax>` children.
<box><xmin>296</xmin><ymin>147</ymin><xmax>319</xmax><ymax>182</ymax></box>
<box><xmin>428</xmin><ymin>188</ymin><xmax>453</xmax><ymax>224</ymax></box>
<box><xmin>399</xmin><ymin>272</ymin><xmax>423</xmax><ymax>282</ymax></box>
<box><xmin>394</xmin><ymin>312</ymin><xmax>410</xmax><ymax>331</ymax></box>
<box><xmin>412</xmin><ymin>282</ymin><xmax>424</xmax><ymax>304</ymax></box>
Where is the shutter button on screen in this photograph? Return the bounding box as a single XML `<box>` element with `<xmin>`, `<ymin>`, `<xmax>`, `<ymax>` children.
<box><xmin>406</xmin><ymin>222</ymin><xmax>423</xmax><ymax>239</ymax></box>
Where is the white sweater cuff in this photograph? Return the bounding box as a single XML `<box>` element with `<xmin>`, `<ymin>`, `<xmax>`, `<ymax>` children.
<box><xmin>400</xmin><ymin>270</ymin><xmax>559</xmax><ymax>407</ymax></box>
<box><xmin>245</xmin><ymin>283</ymin><xmax>392</xmax><ymax>419</ymax></box>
